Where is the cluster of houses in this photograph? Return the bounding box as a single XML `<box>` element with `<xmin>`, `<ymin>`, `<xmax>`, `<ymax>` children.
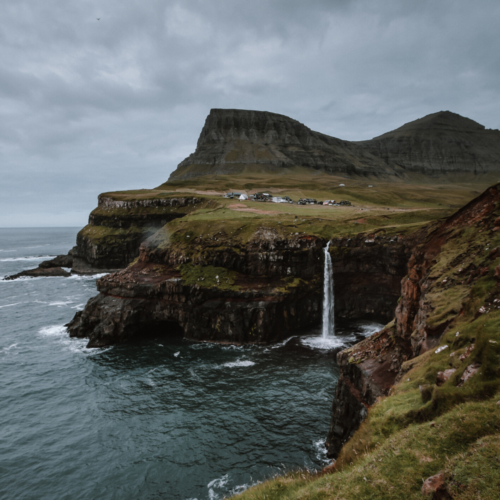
<box><xmin>224</xmin><ymin>192</ymin><xmax>351</xmax><ymax>206</ymax></box>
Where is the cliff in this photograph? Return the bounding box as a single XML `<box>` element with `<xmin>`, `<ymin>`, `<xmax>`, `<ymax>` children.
<box><xmin>169</xmin><ymin>109</ymin><xmax>500</xmax><ymax>180</ymax></box>
<box><xmin>67</xmin><ymin>224</ymin><xmax>411</xmax><ymax>347</ymax></box>
<box><xmin>71</xmin><ymin>194</ymin><xmax>204</xmax><ymax>269</ymax></box>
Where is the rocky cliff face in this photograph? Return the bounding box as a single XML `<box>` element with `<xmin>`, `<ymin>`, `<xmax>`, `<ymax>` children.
<box><xmin>358</xmin><ymin>111</ymin><xmax>500</xmax><ymax>175</ymax></box>
<box><xmin>67</xmin><ymin>230</ymin><xmax>325</xmax><ymax>346</ymax></box>
<box><xmin>329</xmin><ymin>233</ymin><xmax>414</xmax><ymax>323</ymax></box>
<box><xmin>67</xmin><ymin>216</ymin><xmax>413</xmax><ymax>347</ymax></box>
<box><xmin>72</xmin><ymin>195</ymin><xmax>203</xmax><ymax>269</ymax></box>
<box><xmin>169</xmin><ymin>109</ymin><xmax>396</xmax><ymax>180</ymax></box>
<box><xmin>169</xmin><ymin>109</ymin><xmax>500</xmax><ymax>180</ymax></box>
<box><xmin>326</xmin><ymin>183</ymin><xmax>500</xmax><ymax>458</ymax></box>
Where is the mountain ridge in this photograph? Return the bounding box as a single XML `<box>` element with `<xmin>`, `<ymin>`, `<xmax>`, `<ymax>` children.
<box><xmin>169</xmin><ymin>108</ymin><xmax>500</xmax><ymax>180</ymax></box>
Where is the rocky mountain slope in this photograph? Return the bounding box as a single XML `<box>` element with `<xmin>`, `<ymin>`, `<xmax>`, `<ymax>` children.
<box><xmin>169</xmin><ymin>109</ymin><xmax>500</xmax><ymax>180</ymax></box>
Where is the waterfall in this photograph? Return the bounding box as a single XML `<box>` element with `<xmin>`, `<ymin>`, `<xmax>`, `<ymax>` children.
<box><xmin>322</xmin><ymin>241</ymin><xmax>335</xmax><ymax>337</ymax></box>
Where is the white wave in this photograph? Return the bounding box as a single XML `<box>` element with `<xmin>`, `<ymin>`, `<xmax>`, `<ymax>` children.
<box><xmin>173</xmin><ymin>351</ymin><xmax>180</xmax><ymax>357</ymax></box>
<box><xmin>39</xmin><ymin>325</ymin><xmax>68</xmax><ymax>336</ymax></box>
<box><xmin>208</xmin><ymin>474</ymin><xmax>229</xmax><ymax>500</ymax></box>
<box><xmin>0</xmin><ymin>255</ymin><xmax>54</xmax><ymax>262</ymax></box>
<box><xmin>1</xmin><ymin>343</ymin><xmax>18</xmax><ymax>353</ymax></box>
<box><xmin>313</xmin><ymin>438</ymin><xmax>331</xmax><ymax>465</ymax></box>
<box><xmin>38</xmin><ymin>324</ymin><xmax>111</xmax><ymax>356</ymax></box>
<box><xmin>357</xmin><ymin>321</ymin><xmax>384</xmax><ymax>337</ymax></box>
<box><xmin>270</xmin><ymin>336</ymin><xmax>297</xmax><ymax>349</ymax></box>
<box><xmin>0</xmin><ymin>302</ymin><xmax>20</xmax><ymax>309</ymax></box>
<box><xmin>71</xmin><ymin>303</ymin><xmax>85</xmax><ymax>310</ymax></box>
<box><xmin>229</xmin><ymin>483</ymin><xmax>251</xmax><ymax>496</ymax></box>
<box><xmin>68</xmin><ymin>273</ymin><xmax>109</xmax><ymax>280</ymax></box>
<box><xmin>300</xmin><ymin>334</ymin><xmax>356</xmax><ymax>350</ymax></box>
<box><xmin>223</xmin><ymin>359</ymin><xmax>255</xmax><ymax>368</ymax></box>
<box><xmin>49</xmin><ymin>300</ymin><xmax>74</xmax><ymax>306</ymax></box>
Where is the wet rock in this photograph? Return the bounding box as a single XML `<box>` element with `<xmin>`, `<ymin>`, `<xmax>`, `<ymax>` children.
<box><xmin>39</xmin><ymin>254</ymin><xmax>73</xmax><ymax>268</ymax></box>
<box><xmin>4</xmin><ymin>267</ymin><xmax>71</xmax><ymax>280</ymax></box>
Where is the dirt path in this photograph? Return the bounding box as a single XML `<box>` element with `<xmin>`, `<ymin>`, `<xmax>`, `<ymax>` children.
<box><xmin>228</xmin><ymin>203</ymin><xmax>278</xmax><ymax>215</ymax></box>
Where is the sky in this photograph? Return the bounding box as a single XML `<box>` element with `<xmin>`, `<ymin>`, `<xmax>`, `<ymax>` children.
<box><xmin>1</xmin><ymin>0</ymin><xmax>500</xmax><ymax>227</ymax></box>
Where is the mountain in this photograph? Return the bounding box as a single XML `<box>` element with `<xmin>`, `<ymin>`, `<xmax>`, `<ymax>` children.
<box><xmin>169</xmin><ymin>109</ymin><xmax>397</xmax><ymax>180</ymax></box>
<box><xmin>168</xmin><ymin>109</ymin><xmax>500</xmax><ymax>180</ymax></box>
<box><xmin>357</xmin><ymin>110</ymin><xmax>500</xmax><ymax>174</ymax></box>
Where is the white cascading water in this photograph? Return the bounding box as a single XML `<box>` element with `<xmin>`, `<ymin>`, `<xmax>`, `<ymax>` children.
<box><xmin>322</xmin><ymin>241</ymin><xmax>335</xmax><ymax>337</ymax></box>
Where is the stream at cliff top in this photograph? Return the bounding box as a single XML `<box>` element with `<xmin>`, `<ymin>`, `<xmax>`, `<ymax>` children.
<box><xmin>0</xmin><ymin>228</ymin><xmax>383</xmax><ymax>500</ymax></box>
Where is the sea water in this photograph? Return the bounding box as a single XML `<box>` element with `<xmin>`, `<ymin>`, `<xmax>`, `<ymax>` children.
<box><xmin>0</xmin><ymin>228</ymin><xmax>383</xmax><ymax>500</ymax></box>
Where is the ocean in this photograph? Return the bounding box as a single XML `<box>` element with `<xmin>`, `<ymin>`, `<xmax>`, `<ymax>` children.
<box><xmin>0</xmin><ymin>227</ymin><xmax>382</xmax><ymax>500</ymax></box>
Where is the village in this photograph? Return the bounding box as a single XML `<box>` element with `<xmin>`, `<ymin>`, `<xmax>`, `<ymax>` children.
<box><xmin>223</xmin><ymin>191</ymin><xmax>352</xmax><ymax>206</ymax></box>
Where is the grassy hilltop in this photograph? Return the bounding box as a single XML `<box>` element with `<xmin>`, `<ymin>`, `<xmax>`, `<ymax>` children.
<box><xmin>98</xmin><ymin>171</ymin><xmax>497</xmax><ymax>246</ymax></box>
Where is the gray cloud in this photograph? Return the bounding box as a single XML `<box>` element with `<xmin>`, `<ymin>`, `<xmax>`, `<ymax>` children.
<box><xmin>1</xmin><ymin>0</ymin><xmax>499</xmax><ymax>226</ymax></box>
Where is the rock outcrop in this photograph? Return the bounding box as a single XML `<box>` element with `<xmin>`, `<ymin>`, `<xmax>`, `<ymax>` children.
<box><xmin>329</xmin><ymin>233</ymin><xmax>415</xmax><ymax>322</ymax></box>
<box><xmin>67</xmin><ymin>212</ymin><xmax>415</xmax><ymax>347</ymax></box>
<box><xmin>169</xmin><ymin>109</ymin><xmax>500</xmax><ymax>180</ymax></box>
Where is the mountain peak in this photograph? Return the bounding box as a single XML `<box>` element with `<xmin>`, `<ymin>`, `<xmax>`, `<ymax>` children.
<box><xmin>374</xmin><ymin>111</ymin><xmax>485</xmax><ymax>139</ymax></box>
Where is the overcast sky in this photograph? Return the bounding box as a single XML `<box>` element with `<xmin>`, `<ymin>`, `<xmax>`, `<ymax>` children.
<box><xmin>1</xmin><ymin>0</ymin><xmax>499</xmax><ymax>227</ymax></box>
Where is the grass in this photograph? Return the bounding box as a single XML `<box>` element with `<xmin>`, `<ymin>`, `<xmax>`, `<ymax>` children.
<box><xmin>179</xmin><ymin>263</ymin><xmax>240</xmax><ymax>290</ymax></box>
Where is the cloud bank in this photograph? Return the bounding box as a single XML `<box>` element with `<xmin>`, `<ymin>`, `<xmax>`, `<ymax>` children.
<box><xmin>1</xmin><ymin>0</ymin><xmax>499</xmax><ymax>226</ymax></box>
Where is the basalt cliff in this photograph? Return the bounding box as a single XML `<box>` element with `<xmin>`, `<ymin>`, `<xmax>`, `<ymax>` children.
<box><xmin>66</xmin><ymin>220</ymin><xmax>413</xmax><ymax>347</ymax></box>
<box><xmin>170</xmin><ymin>109</ymin><xmax>500</xmax><ymax>180</ymax></box>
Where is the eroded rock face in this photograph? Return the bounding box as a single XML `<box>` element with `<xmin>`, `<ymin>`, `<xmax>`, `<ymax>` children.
<box><xmin>395</xmin><ymin>185</ymin><xmax>500</xmax><ymax>356</ymax></box>
<box><xmin>329</xmin><ymin>233</ymin><xmax>414</xmax><ymax>322</ymax></box>
<box><xmin>169</xmin><ymin>109</ymin><xmax>395</xmax><ymax>180</ymax></box>
<box><xmin>67</xmin><ymin>261</ymin><xmax>322</xmax><ymax>347</ymax></box>
<box><xmin>73</xmin><ymin>196</ymin><xmax>203</xmax><ymax>269</ymax></box>
<box><xmin>326</xmin><ymin>327</ymin><xmax>412</xmax><ymax>457</ymax></box>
